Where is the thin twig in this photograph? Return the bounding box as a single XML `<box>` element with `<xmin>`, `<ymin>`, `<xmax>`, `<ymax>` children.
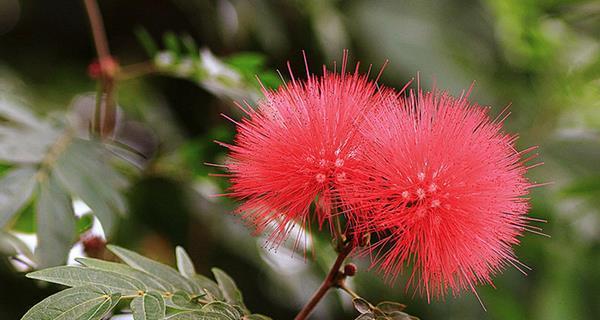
<box><xmin>82</xmin><ymin>0</ymin><xmax>118</xmax><ymax>138</ymax></box>
<box><xmin>337</xmin><ymin>283</ymin><xmax>376</xmax><ymax>309</ymax></box>
<box><xmin>338</xmin><ymin>283</ymin><xmax>360</xmax><ymax>299</ymax></box>
<box><xmin>118</xmin><ymin>61</ymin><xmax>158</xmax><ymax>80</ymax></box>
<box><xmin>83</xmin><ymin>0</ymin><xmax>110</xmax><ymax>61</ymax></box>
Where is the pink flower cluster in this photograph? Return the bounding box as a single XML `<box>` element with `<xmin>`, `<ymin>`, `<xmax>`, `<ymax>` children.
<box><xmin>216</xmin><ymin>53</ymin><xmax>542</xmax><ymax>300</ymax></box>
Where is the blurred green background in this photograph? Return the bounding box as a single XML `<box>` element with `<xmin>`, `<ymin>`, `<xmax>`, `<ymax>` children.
<box><xmin>0</xmin><ymin>0</ymin><xmax>599</xmax><ymax>319</ymax></box>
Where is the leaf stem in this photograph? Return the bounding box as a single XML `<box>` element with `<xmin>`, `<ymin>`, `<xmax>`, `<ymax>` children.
<box><xmin>337</xmin><ymin>283</ymin><xmax>360</xmax><ymax>300</ymax></box>
<box><xmin>294</xmin><ymin>241</ymin><xmax>354</xmax><ymax>320</ymax></box>
<box><xmin>118</xmin><ymin>61</ymin><xmax>158</xmax><ymax>80</ymax></box>
<box><xmin>337</xmin><ymin>283</ymin><xmax>377</xmax><ymax>310</ymax></box>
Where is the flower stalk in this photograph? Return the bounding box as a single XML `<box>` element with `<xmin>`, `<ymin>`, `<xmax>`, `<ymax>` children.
<box><xmin>82</xmin><ymin>0</ymin><xmax>118</xmax><ymax>138</ymax></box>
<box><xmin>294</xmin><ymin>239</ymin><xmax>355</xmax><ymax>320</ymax></box>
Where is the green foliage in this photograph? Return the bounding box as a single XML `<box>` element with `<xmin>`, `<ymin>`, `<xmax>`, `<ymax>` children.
<box><xmin>352</xmin><ymin>298</ymin><xmax>418</xmax><ymax>320</ymax></box>
<box><xmin>21</xmin><ymin>286</ymin><xmax>120</xmax><ymax>320</ymax></box>
<box><xmin>0</xmin><ymin>230</ymin><xmax>36</xmax><ymax>262</ymax></box>
<box><xmin>0</xmin><ymin>100</ymin><xmax>129</xmax><ymax>267</ymax></box>
<box><xmin>135</xmin><ymin>29</ymin><xmax>279</xmax><ymax>100</ymax></box>
<box><xmin>22</xmin><ymin>245</ymin><xmax>271</xmax><ymax>320</ymax></box>
<box><xmin>132</xmin><ymin>291</ymin><xmax>166</xmax><ymax>320</ymax></box>
<box><xmin>35</xmin><ymin>174</ymin><xmax>76</xmax><ymax>268</ymax></box>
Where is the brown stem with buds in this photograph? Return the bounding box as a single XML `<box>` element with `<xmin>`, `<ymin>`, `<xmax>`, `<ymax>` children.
<box><xmin>83</xmin><ymin>0</ymin><xmax>118</xmax><ymax>138</ymax></box>
<box><xmin>294</xmin><ymin>241</ymin><xmax>354</xmax><ymax>320</ymax></box>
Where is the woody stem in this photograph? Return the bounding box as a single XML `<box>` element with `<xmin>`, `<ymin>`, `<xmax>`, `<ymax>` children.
<box><xmin>294</xmin><ymin>241</ymin><xmax>354</xmax><ymax>320</ymax></box>
<box><xmin>82</xmin><ymin>0</ymin><xmax>117</xmax><ymax>138</ymax></box>
<box><xmin>83</xmin><ymin>0</ymin><xmax>110</xmax><ymax>61</ymax></box>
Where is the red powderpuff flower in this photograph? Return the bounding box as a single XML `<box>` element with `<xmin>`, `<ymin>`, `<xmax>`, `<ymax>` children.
<box><xmin>348</xmin><ymin>87</ymin><xmax>545</xmax><ymax>305</ymax></box>
<box><xmin>216</xmin><ymin>53</ymin><xmax>396</xmax><ymax>248</ymax></box>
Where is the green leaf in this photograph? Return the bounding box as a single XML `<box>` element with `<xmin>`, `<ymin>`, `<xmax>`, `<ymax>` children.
<box><xmin>225</xmin><ymin>53</ymin><xmax>266</xmax><ymax>74</ymax></box>
<box><xmin>108</xmin><ymin>245</ymin><xmax>199</xmax><ymax>293</ymax></box>
<box><xmin>76</xmin><ymin>257</ymin><xmax>175</xmax><ymax>292</ymax></box>
<box><xmin>165</xmin><ymin>311</ymin><xmax>228</xmax><ymax>320</ymax></box>
<box><xmin>76</xmin><ymin>213</ymin><xmax>94</xmax><ymax>234</ymax></box>
<box><xmin>0</xmin><ymin>99</ymin><xmax>41</xmax><ymax>127</ymax></box>
<box><xmin>164</xmin><ymin>312</ymin><xmax>202</xmax><ymax>320</ymax></box>
<box><xmin>212</xmin><ymin>268</ymin><xmax>246</xmax><ymax>309</ymax></box>
<box><xmin>355</xmin><ymin>313</ymin><xmax>375</xmax><ymax>320</ymax></box>
<box><xmin>385</xmin><ymin>311</ymin><xmax>413</xmax><ymax>320</ymax></box>
<box><xmin>353</xmin><ymin>298</ymin><xmax>372</xmax><ymax>314</ymax></box>
<box><xmin>26</xmin><ymin>266</ymin><xmax>145</xmax><ymax>295</ymax></box>
<box><xmin>35</xmin><ymin>173</ymin><xmax>76</xmax><ymax>267</ymax></box>
<box><xmin>0</xmin><ymin>166</ymin><xmax>37</xmax><ymax>227</ymax></box>
<box><xmin>170</xmin><ymin>291</ymin><xmax>203</xmax><ymax>311</ymax></box>
<box><xmin>181</xmin><ymin>34</ymin><xmax>198</xmax><ymax>57</ymax></box>
<box><xmin>176</xmin><ymin>246</ymin><xmax>196</xmax><ymax>278</ymax></box>
<box><xmin>12</xmin><ymin>202</ymin><xmax>36</xmax><ymax>233</ymax></box>
<box><xmin>0</xmin><ymin>125</ymin><xmax>59</xmax><ymax>163</ymax></box>
<box><xmin>131</xmin><ymin>291</ymin><xmax>165</xmax><ymax>320</ymax></box>
<box><xmin>192</xmin><ymin>274</ymin><xmax>223</xmax><ymax>300</ymax></box>
<box><xmin>201</xmin><ymin>301</ymin><xmax>241</xmax><ymax>320</ymax></box>
<box><xmin>376</xmin><ymin>301</ymin><xmax>407</xmax><ymax>314</ymax></box>
<box><xmin>0</xmin><ymin>230</ymin><xmax>36</xmax><ymax>262</ymax></box>
<box><xmin>244</xmin><ymin>314</ymin><xmax>272</xmax><ymax>320</ymax></box>
<box><xmin>20</xmin><ymin>285</ymin><xmax>120</xmax><ymax>320</ymax></box>
<box><xmin>53</xmin><ymin>139</ymin><xmax>127</xmax><ymax>237</ymax></box>
<box><xmin>163</xmin><ymin>32</ymin><xmax>181</xmax><ymax>56</ymax></box>
<box><xmin>563</xmin><ymin>175</ymin><xmax>600</xmax><ymax>196</ymax></box>
<box><xmin>135</xmin><ymin>27</ymin><xmax>159</xmax><ymax>56</ymax></box>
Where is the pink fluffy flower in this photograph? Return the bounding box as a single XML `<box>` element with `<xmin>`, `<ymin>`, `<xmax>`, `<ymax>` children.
<box><xmin>348</xmin><ymin>87</ymin><xmax>543</xmax><ymax>303</ymax></box>
<box><xmin>219</xmin><ymin>54</ymin><xmax>395</xmax><ymax>247</ymax></box>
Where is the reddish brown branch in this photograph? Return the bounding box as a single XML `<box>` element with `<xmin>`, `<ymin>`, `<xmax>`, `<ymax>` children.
<box><xmin>83</xmin><ymin>0</ymin><xmax>110</xmax><ymax>61</ymax></box>
<box><xmin>82</xmin><ymin>0</ymin><xmax>118</xmax><ymax>138</ymax></box>
<box><xmin>294</xmin><ymin>243</ymin><xmax>354</xmax><ymax>320</ymax></box>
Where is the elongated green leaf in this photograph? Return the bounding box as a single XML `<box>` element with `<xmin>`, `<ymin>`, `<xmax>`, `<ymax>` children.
<box><xmin>108</xmin><ymin>245</ymin><xmax>199</xmax><ymax>293</ymax></box>
<box><xmin>76</xmin><ymin>257</ymin><xmax>175</xmax><ymax>292</ymax></box>
<box><xmin>131</xmin><ymin>291</ymin><xmax>165</xmax><ymax>320</ymax></box>
<box><xmin>163</xmin><ymin>32</ymin><xmax>181</xmax><ymax>55</ymax></box>
<box><xmin>35</xmin><ymin>173</ymin><xmax>76</xmax><ymax>267</ymax></box>
<box><xmin>244</xmin><ymin>315</ymin><xmax>272</xmax><ymax>320</ymax></box>
<box><xmin>354</xmin><ymin>313</ymin><xmax>375</xmax><ymax>320</ymax></box>
<box><xmin>353</xmin><ymin>298</ymin><xmax>372</xmax><ymax>314</ymax></box>
<box><xmin>165</xmin><ymin>311</ymin><xmax>229</xmax><ymax>320</ymax></box>
<box><xmin>563</xmin><ymin>175</ymin><xmax>600</xmax><ymax>196</ymax></box>
<box><xmin>26</xmin><ymin>266</ymin><xmax>145</xmax><ymax>295</ymax></box>
<box><xmin>212</xmin><ymin>268</ymin><xmax>245</xmax><ymax>309</ymax></box>
<box><xmin>0</xmin><ymin>126</ymin><xmax>59</xmax><ymax>163</ymax></box>
<box><xmin>176</xmin><ymin>246</ymin><xmax>196</xmax><ymax>278</ymax></box>
<box><xmin>76</xmin><ymin>214</ymin><xmax>94</xmax><ymax>234</ymax></box>
<box><xmin>0</xmin><ymin>166</ymin><xmax>37</xmax><ymax>227</ymax></box>
<box><xmin>376</xmin><ymin>301</ymin><xmax>407</xmax><ymax>313</ymax></box>
<box><xmin>170</xmin><ymin>291</ymin><xmax>203</xmax><ymax>311</ymax></box>
<box><xmin>192</xmin><ymin>274</ymin><xmax>222</xmax><ymax>300</ymax></box>
<box><xmin>135</xmin><ymin>27</ymin><xmax>159</xmax><ymax>56</ymax></box>
<box><xmin>11</xmin><ymin>201</ymin><xmax>35</xmax><ymax>233</ymax></box>
<box><xmin>53</xmin><ymin>140</ymin><xmax>127</xmax><ymax>236</ymax></box>
<box><xmin>164</xmin><ymin>312</ymin><xmax>202</xmax><ymax>320</ymax></box>
<box><xmin>0</xmin><ymin>99</ymin><xmax>41</xmax><ymax>127</ymax></box>
<box><xmin>0</xmin><ymin>230</ymin><xmax>37</xmax><ymax>263</ymax></box>
<box><xmin>201</xmin><ymin>301</ymin><xmax>241</xmax><ymax>320</ymax></box>
<box><xmin>385</xmin><ymin>311</ymin><xmax>413</xmax><ymax>320</ymax></box>
<box><xmin>21</xmin><ymin>285</ymin><xmax>120</xmax><ymax>320</ymax></box>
